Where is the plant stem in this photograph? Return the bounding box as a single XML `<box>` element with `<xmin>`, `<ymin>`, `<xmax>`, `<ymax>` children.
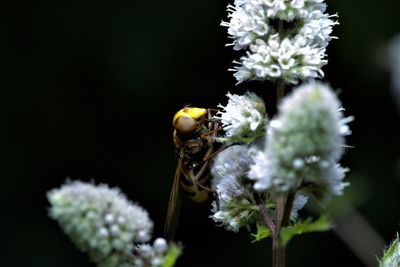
<box><xmin>276</xmin><ymin>79</ymin><xmax>285</xmax><ymax>103</ymax></box>
<box><xmin>255</xmin><ymin>194</ymin><xmax>276</xmax><ymax>237</ymax></box>
<box><xmin>272</xmin><ymin>191</ymin><xmax>295</xmax><ymax>267</ymax></box>
<box><xmin>271</xmin><ymin>69</ymin><xmax>293</xmax><ymax>267</ymax></box>
<box><xmin>273</xmin><ymin>239</ymin><xmax>286</xmax><ymax>267</ymax></box>
<box><xmin>273</xmin><ymin>193</ymin><xmax>287</xmax><ymax>267</ymax></box>
<box><xmin>276</xmin><ymin>19</ymin><xmax>285</xmax><ymax>103</ymax></box>
<box><xmin>270</xmin><ymin>20</ymin><xmax>291</xmax><ymax>267</ymax></box>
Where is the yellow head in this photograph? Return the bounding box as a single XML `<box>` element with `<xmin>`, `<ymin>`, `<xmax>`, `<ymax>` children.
<box><xmin>173</xmin><ymin>107</ymin><xmax>207</xmax><ymax>134</ymax></box>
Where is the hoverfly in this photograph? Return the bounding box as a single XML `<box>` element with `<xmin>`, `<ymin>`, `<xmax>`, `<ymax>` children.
<box><xmin>164</xmin><ymin>107</ymin><xmax>221</xmax><ymax>240</ymax></box>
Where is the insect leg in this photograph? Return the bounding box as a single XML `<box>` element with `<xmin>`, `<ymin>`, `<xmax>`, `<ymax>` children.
<box><xmin>207</xmin><ymin>109</ymin><xmax>214</xmax><ymax>145</ymax></box>
<box><xmin>200</xmin><ymin>127</ymin><xmax>223</xmax><ymax>141</ymax></box>
<box><xmin>194</xmin><ymin>175</ymin><xmax>220</xmax><ymax>210</ymax></box>
<box><xmin>191</xmin><ymin>161</ymin><xmax>220</xmax><ymax>209</ymax></box>
<box><xmin>192</xmin><ymin>161</ymin><xmax>209</xmax><ymax>182</ymax></box>
<box><xmin>205</xmin><ymin>118</ymin><xmax>221</xmax><ymax>123</ymax></box>
<box><xmin>191</xmin><ymin>161</ymin><xmax>213</xmax><ymax>190</ymax></box>
<box><xmin>208</xmin><ymin>108</ymin><xmax>219</xmax><ymax>113</ymax></box>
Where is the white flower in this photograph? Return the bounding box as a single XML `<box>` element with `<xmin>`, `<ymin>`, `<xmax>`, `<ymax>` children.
<box><xmin>133</xmin><ymin>238</ymin><xmax>178</xmax><ymax>267</ymax></box>
<box><xmin>222</xmin><ymin>0</ymin><xmax>337</xmax><ymax>84</ymax></box>
<box><xmin>298</xmin><ymin>10</ymin><xmax>339</xmax><ymax>48</ymax></box>
<box><xmin>290</xmin><ymin>193</ymin><xmax>308</xmax><ymax>221</ymax></box>
<box><xmin>47</xmin><ymin>181</ymin><xmax>153</xmax><ymax>266</ymax></box>
<box><xmin>380</xmin><ymin>234</ymin><xmax>400</xmax><ymax>267</ymax></box>
<box><xmin>211</xmin><ymin>175</ymin><xmax>254</xmax><ymax>232</ymax></box>
<box><xmin>248</xmin><ymin>149</ymin><xmax>275</xmax><ymax>191</ymax></box>
<box><xmin>234</xmin><ymin>34</ymin><xmax>327</xmax><ymax>84</ymax></box>
<box><xmin>221</xmin><ymin>4</ymin><xmax>269</xmax><ymax>50</ymax></box>
<box><xmin>222</xmin><ymin>0</ymin><xmax>331</xmax><ymax>50</ymax></box>
<box><xmin>211</xmin><ymin>145</ymin><xmax>252</xmax><ymax>184</ymax></box>
<box><xmin>321</xmin><ymin>164</ymin><xmax>349</xmax><ymax>199</ymax></box>
<box><xmin>216</xmin><ymin>92</ymin><xmax>266</xmax><ymax>142</ymax></box>
<box><xmin>227</xmin><ymin>0</ymin><xmax>327</xmax><ymax>23</ymax></box>
<box><xmin>249</xmin><ymin>81</ymin><xmax>352</xmax><ymax>199</ymax></box>
<box><xmin>210</xmin><ymin>145</ymin><xmax>259</xmax><ymax>232</ymax></box>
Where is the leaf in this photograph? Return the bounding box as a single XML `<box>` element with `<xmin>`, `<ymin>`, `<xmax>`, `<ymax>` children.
<box><xmin>251</xmin><ymin>223</ymin><xmax>272</xmax><ymax>243</ymax></box>
<box><xmin>162</xmin><ymin>244</ymin><xmax>182</xmax><ymax>267</ymax></box>
<box><xmin>380</xmin><ymin>233</ymin><xmax>399</xmax><ymax>267</ymax></box>
<box><xmin>280</xmin><ymin>215</ymin><xmax>332</xmax><ymax>246</ymax></box>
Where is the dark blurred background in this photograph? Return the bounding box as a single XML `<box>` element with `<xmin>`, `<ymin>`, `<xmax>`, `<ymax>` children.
<box><xmin>3</xmin><ymin>0</ymin><xmax>400</xmax><ymax>266</ymax></box>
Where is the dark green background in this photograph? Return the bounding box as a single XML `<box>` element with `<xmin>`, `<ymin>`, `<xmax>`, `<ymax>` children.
<box><xmin>3</xmin><ymin>0</ymin><xmax>400</xmax><ymax>266</ymax></box>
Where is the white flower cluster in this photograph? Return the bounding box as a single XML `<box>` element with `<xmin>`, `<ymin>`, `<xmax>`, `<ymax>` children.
<box><xmin>216</xmin><ymin>92</ymin><xmax>266</xmax><ymax>143</ymax></box>
<box><xmin>248</xmin><ymin>81</ymin><xmax>352</xmax><ymax>200</ymax></box>
<box><xmin>48</xmin><ymin>181</ymin><xmax>179</xmax><ymax>267</ymax></box>
<box><xmin>210</xmin><ymin>144</ymin><xmax>310</xmax><ymax>231</ymax></box>
<box><xmin>380</xmin><ymin>234</ymin><xmax>400</xmax><ymax>267</ymax></box>
<box><xmin>234</xmin><ymin>33</ymin><xmax>329</xmax><ymax>84</ymax></box>
<box><xmin>133</xmin><ymin>238</ymin><xmax>175</xmax><ymax>267</ymax></box>
<box><xmin>222</xmin><ymin>0</ymin><xmax>338</xmax><ymax>84</ymax></box>
<box><xmin>210</xmin><ymin>145</ymin><xmax>258</xmax><ymax>232</ymax></box>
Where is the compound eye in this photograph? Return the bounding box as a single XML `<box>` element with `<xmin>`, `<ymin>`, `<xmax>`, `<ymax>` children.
<box><xmin>174</xmin><ymin>116</ymin><xmax>198</xmax><ymax>133</ymax></box>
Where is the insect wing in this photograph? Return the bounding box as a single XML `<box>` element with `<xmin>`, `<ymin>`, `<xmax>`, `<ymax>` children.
<box><xmin>164</xmin><ymin>151</ymin><xmax>184</xmax><ymax>240</ymax></box>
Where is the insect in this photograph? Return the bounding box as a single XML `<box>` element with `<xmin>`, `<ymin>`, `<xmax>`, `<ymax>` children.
<box><xmin>164</xmin><ymin>107</ymin><xmax>221</xmax><ymax>240</ymax></box>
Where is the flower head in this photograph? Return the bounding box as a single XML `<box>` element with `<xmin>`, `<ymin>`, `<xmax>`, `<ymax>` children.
<box><xmin>210</xmin><ymin>145</ymin><xmax>259</xmax><ymax>232</ymax></box>
<box><xmin>221</xmin><ymin>3</ymin><xmax>270</xmax><ymax>50</ymax></box>
<box><xmin>234</xmin><ymin>35</ymin><xmax>327</xmax><ymax>84</ymax></box>
<box><xmin>263</xmin><ymin>0</ymin><xmax>327</xmax><ymax>21</ymax></box>
<box><xmin>249</xmin><ymin>81</ymin><xmax>352</xmax><ymax>199</ymax></box>
<box><xmin>211</xmin><ymin>144</ymin><xmax>252</xmax><ymax>183</ymax></box>
<box><xmin>216</xmin><ymin>92</ymin><xmax>267</xmax><ymax>143</ymax></box>
<box><xmin>248</xmin><ymin>148</ymin><xmax>275</xmax><ymax>191</ymax></box>
<box><xmin>47</xmin><ymin>181</ymin><xmax>153</xmax><ymax>266</ymax></box>
<box><xmin>222</xmin><ymin>0</ymin><xmax>338</xmax><ymax>84</ymax></box>
<box><xmin>133</xmin><ymin>238</ymin><xmax>181</xmax><ymax>267</ymax></box>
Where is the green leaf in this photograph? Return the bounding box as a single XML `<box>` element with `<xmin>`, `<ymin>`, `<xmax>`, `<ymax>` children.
<box><xmin>162</xmin><ymin>244</ymin><xmax>182</xmax><ymax>267</ymax></box>
<box><xmin>251</xmin><ymin>223</ymin><xmax>272</xmax><ymax>243</ymax></box>
<box><xmin>380</xmin><ymin>233</ymin><xmax>399</xmax><ymax>267</ymax></box>
<box><xmin>280</xmin><ymin>215</ymin><xmax>332</xmax><ymax>246</ymax></box>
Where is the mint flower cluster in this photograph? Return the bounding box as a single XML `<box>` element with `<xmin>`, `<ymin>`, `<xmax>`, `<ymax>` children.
<box><xmin>48</xmin><ymin>181</ymin><xmax>180</xmax><ymax>267</ymax></box>
<box><xmin>210</xmin><ymin>143</ymin><xmax>309</xmax><ymax>231</ymax></box>
<box><xmin>215</xmin><ymin>92</ymin><xmax>267</xmax><ymax>143</ymax></box>
<box><xmin>248</xmin><ymin>81</ymin><xmax>352</xmax><ymax>198</ymax></box>
<box><xmin>222</xmin><ymin>0</ymin><xmax>338</xmax><ymax>84</ymax></box>
<box><xmin>210</xmin><ymin>145</ymin><xmax>258</xmax><ymax>232</ymax></box>
<box><xmin>133</xmin><ymin>238</ymin><xmax>179</xmax><ymax>267</ymax></box>
<box><xmin>210</xmin><ymin>81</ymin><xmax>351</xmax><ymax>232</ymax></box>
